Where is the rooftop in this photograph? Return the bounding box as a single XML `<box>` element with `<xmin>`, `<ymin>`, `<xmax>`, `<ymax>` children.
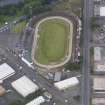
<box><xmin>94</xmin><ymin>47</ymin><xmax>105</xmax><ymax>72</ymax></box>
<box><xmin>93</xmin><ymin>76</ymin><xmax>105</xmax><ymax>91</ymax></box>
<box><xmin>92</xmin><ymin>98</ymin><xmax>105</xmax><ymax>105</ymax></box>
<box><xmin>0</xmin><ymin>63</ymin><xmax>15</xmax><ymax>82</ymax></box>
<box><xmin>100</xmin><ymin>7</ymin><xmax>105</xmax><ymax>16</ymax></box>
<box><xmin>11</xmin><ymin>75</ymin><xmax>39</xmax><ymax>97</ymax></box>
<box><xmin>54</xmin><ymin>77</ymin><xmax>79</xmax><ymax>90</ymax></box>
<box><xmin>94</xmin><ymin>47</ymin><xmax>101</xmax><ymax>62</ymax></box>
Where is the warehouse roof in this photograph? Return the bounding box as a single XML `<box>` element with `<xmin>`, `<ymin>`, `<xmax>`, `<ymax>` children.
<box><xmin>93</xmin><ymin>76</ymin><xmax>105</xmax><ymax>90</ymax></box>
<box><xmin>11</xmin><ymin>76</ymin><xmax>39</xmax><ymax>97</ymax></box>
<box><xmin>100</xmin><ymin>7</ymin><xmax>105</xmax><ymax>16</ymax></box>
<box><xmin>0</xmin><ymin>63</ymin><xmax>15</xmax><ymax>82</ymax></box>
<box><xmin>26</xmin><ymin>96</ymin><xmax>45</xmax><ymax>105</ymax></box>
<box><xmin>94</xmin><ymin>63</ymin><xmax>105</xmax><ymax>72</ymax></box>
<box><xmin>94</xmin><ymin>47</ymin><xmax>101</xmax><ymax>62</ymax></box>
<box><xmin>54</xmin><ymin>71</ymin><xmax>62</xmax><ymax>82</ymax></box>
<box><xmin>54</xmin><ymin>77</ymin><xmax>79</xmax><ymax>90</ymax></box>
<box><xmin>92</xmin><ymin>98</ymin><xmax>105</xmax><ymax>105</ymax></box>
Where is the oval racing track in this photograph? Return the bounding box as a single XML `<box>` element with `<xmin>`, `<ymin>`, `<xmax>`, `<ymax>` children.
<box><xmin>32</xmin><ymin>16</ymin><xmax>73</xmax><ymax>70</ymax></box>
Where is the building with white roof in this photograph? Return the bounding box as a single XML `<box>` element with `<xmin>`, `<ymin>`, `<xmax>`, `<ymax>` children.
<box><xmin>93</xmin><ymin>76</ymin><xmax>105</xmax><ymax>91</ymax></box>
<box><xmin>54</xmin><ymin>77</ymin><xmax>79</xmax><ymax>90</ymax></box>
<box><xmin>26</xmin><ymin>96</ymin><xmax>45</xmax><ymax>105</ymax></box>
<box><xmin>92</xmin><ymin>98</ymin><xmax>105</xmax><ymax>105</ymax></box>
<box><xmin>100</xmin><ymin>7</ymin><xmax>105</xmax><ymax>16</ymax></box>
<box><xmin>94</xmin><ymin>47</ymin><xmax>101</xmax><ymax>62</ymax></box>
<box><xmin>94</xmin><ymin>5</ymin><xmax>100</xmax><ymax>16</ymax></box>
<box><xmin>94</xmin><ymin>63</ymin><xmax>105</xmax><ymax>72</ymax></box>
<box><xmin>11</xmin><ymin>76</ymin><xmax>39</xmax><ymax>97</ymax></box>
<box><xmin>54</xmin><ymin>71</ymin><xmax>62</xmax><ymax>81</ymax></box>
<box><xmin>0</xmin><ymin>63</ymin><xmax>15</xmax><ymax>82</ymax></box>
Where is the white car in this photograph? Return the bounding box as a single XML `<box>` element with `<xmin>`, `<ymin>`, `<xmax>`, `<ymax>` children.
<box><xmin>53</xmin><ymin>102</ymin><xmax>56</xmax><ymax>105</ymax></box>
<box><xmin>5</xmin><ymin>22</ymin><xmax>8</xmax><ymax>25</ymax></box>
<box><xmin>13</xmin><ymin>21</ymin><xmax>17</xmax><ymax>24</ymax></box>
<box><xmin>19</xmin><ymin>66</ymin><xmax>22</xmax><ymax>70</ymax></box>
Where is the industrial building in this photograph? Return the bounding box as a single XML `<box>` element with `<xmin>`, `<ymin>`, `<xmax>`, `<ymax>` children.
<box><xmin>93</xmin><ymin>76</ymin><xmax>105</xmax><ymax>91</ymax></box>
<box><xmin>92</xmin><ymin>98</ymin><xmax>105</xmax><ymax>105</ymax></box>
<box><xmin>94</xmin><ymin>47</ymin><xmax>101</xmax><ymax>62</ymax></box>
<box><xmin>0</xmin><ymin>63</ymin><xmax>15</xmax><ymax>82</ymax></box>
<box><xmin>11</xmin><ymin>76</ymin><xmax>39</xmax><ymax>97</ymax></box>
<box><xmin>26</xmin><ymin>96</ymin><xmax>45</xmax><ymax>105</ymax></box>
<box><xmin>100</xmin><ymin>7</ymin><xmax>105</xmax><ymax>16</ymax></box>
<box><xmin>94</xmin><ymin>62</ymin><xmax>105</xmax><ymax>72</ymax></box>
<box><xmin>93</xmin><ymin>47</ymin><xmax>105</xmax><ymax>72</ymax></box>
<box><xmin>94</xmin><ymin>5</ymin><xmax>105</xmax><ymax>16</ymax></box>
<box><xmin>54</xmin><ymin>77</ymin><xmax>79</xmax><ymax>90</ymax></box>
<box><xmin>54</xmin><ymin>71</ymin><xmax>62</xmax><ymax>82</ymax></box>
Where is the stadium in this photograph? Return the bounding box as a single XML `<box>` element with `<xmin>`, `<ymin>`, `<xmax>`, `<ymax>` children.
<box><xmin>31</xmin><ymin>12</ymin><xmax>77</xmax><ymax>70</ymax></box>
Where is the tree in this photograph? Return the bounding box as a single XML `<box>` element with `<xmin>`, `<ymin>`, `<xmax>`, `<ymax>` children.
<box><xmin>0</xmin><ymin>0</ymin><xmax>55</xmax><ymax>23</ymax></box>
<box><xmin>91</xmin><ymin>17</ymin><xmax>100</xmax><ymax>31</ymax></box>
<box><xmin>65</xmin><ymin>56</ymin><xmax>83</xmax><ymax>71</ymax></box>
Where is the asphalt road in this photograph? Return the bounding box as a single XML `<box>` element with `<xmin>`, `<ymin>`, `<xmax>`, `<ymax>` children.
<box><xmin>81</xmin><ymin>0</ymin><xmax>93</xmax><ymax>104</ymax></box>
<box><xmin>0</xmin><ymin>0</ymin><xmax>23</xmax><ymax>7</ymax></box>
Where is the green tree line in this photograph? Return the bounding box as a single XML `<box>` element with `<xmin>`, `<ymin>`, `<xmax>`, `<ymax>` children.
<box><xmin>0</xmin><ymin>0</ymin><xmax>55</xmax><ymax>24</ymax></box>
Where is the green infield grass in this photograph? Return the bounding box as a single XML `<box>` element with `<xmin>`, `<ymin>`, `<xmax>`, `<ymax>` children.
<box><xmin>35</xmin><ymin>18</ymin><xmax>72</xmax><ymax>64</ymax></box>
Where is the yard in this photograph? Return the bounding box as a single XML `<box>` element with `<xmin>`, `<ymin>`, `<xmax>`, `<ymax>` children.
<box><xmin>34</xmin><ymin>18</ymin><xmax>72</xmax><ymax>64</ymax></box>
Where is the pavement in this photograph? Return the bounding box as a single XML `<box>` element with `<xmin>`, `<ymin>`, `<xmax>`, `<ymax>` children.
<box><xmin>81</xmin><ymin>0</ymin><xmax>93</xmax><ymax>105</ymax></box>
<box><xmin>0</xmin><ymin>32</ymin><xmax>21</xmax><ymax>50</ymax></box>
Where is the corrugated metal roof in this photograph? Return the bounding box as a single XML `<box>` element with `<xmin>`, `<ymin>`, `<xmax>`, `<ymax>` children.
<box><xmin>11</xmin><ymin>75</ymin><xmax>39</xmax><ymax>97</ymax></box>
<box><xmin>94</xmin><ymin>47</ymin><xmax>101</xmax><ymax>61</ymax></box>
<box><xmin>100</xmin><ymin>7</ymin><xmax>105</xmax><ymax>16</ymax></box>
<box><xmin>0</xmin><ymin>63</ymin><xmax>15</xmax><ymax>81</ymax></box>
<box><xmin>54</xmin><ymin>77</ymin><xmax>79</xmax><ymax>90</ymax></box>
